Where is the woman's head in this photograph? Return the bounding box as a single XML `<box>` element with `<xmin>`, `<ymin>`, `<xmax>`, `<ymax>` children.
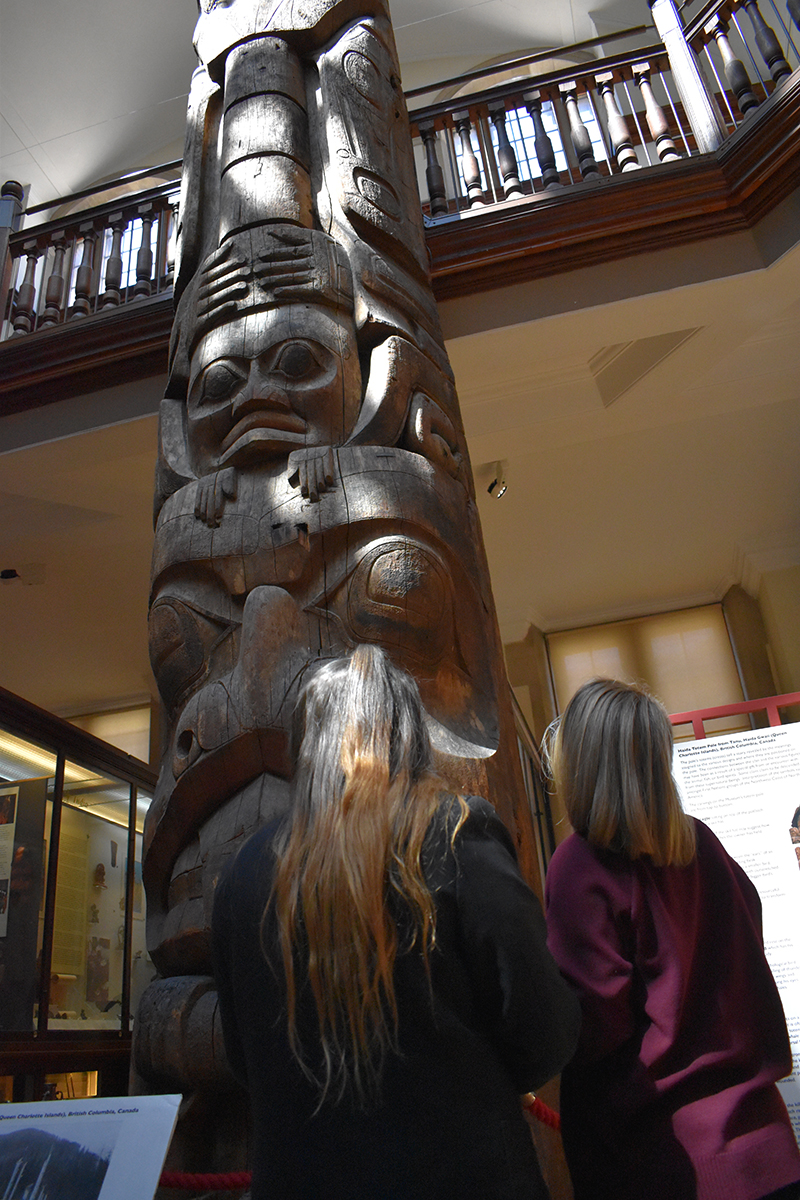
<box><xmin>550</xmin><ymin>678</ymin><xmax>695</xmax><ymax>866</ymax></box>
<box><xmin>290</xmin><ymin>643</ymin><xmax>434</xmax><ymax>820</ymax></box>
<box><xmin>273</xmin><ymin>644</ymin><xmax>458</xmax><ymax>1106</ymax></box>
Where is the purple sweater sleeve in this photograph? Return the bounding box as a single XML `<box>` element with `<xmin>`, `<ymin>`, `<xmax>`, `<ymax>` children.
<box><xmin>545</xmin><ymin>833</ymin><xmax>637</xmax><ymax>1062</ymax></box>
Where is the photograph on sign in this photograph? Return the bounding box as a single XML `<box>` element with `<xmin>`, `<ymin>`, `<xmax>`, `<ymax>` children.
<box><xmin>0</xmin><ymin>1094</ymin><xmax>180</xmax><ymax>1200</ymax></box>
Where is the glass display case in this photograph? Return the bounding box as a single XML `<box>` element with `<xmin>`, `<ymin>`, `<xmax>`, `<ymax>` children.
<box><xmin>0</xmin><ymin>688</ymin><xmax>157</xmax><ymax>1100</ymax></box>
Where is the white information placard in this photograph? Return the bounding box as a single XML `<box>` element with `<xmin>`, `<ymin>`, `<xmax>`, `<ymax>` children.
<box><xmin>0</xmin><ymin>1093</ymin><xmax>181</xmax><ymax>1200</ymax></box>
<box><xmin>673</xmin><ymin>723</ymin><xmax>800</xmax><ymax>1141</ymax></box>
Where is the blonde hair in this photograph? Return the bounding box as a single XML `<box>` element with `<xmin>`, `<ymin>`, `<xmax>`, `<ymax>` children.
<box><xmin>269</xmin><ymin>644</ymin><xmax>467</xmax><ymax>1105</ymax></box>
<box><xmin>548</xmin><ymin>678</ymin><xmax>695</xmax><ymax>867</ymax></box>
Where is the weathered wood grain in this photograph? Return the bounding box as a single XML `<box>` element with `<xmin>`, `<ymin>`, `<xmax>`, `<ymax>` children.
<box><xmin>136</xmin><ymin>0</ymin><xmax>540</xmax><ymax>1182</ymax></box>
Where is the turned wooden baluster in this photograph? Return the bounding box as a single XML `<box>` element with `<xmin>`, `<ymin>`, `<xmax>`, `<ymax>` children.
<box><xmin>789</xmin><ymin>0</ymin><xmax>800</xmax><ymax>32</ymax></box>
<box><xmin>452</xmin><ymin>110</ymin><xmax>485</xmax><ymax>206</ymax></box>
<box><xmin>100</xmin><ymin>212</ymin><xmax>128</xmax><ymax>308</ymax></box>
<box><xmin>133</xmin><ymin>203</ymin><xmax>154</xmax><ymax>298</ymax></box>
<box><xmin>167</xmin><ymin>198</ymin><xmax>182</xmax><ymax>282</ymax></box>
<box><xmin>1</xmin><ymin>181</ymin><xmax>25</xmax><ymax>334</ymax></box>
<box><xmin>487</xmin><ymin>102</ymin><xmax>524</xmax><ymax>200</ymax></box>
<box><xmin>559</xmin><ymin>83</ymin><xmax>601</xmax><ymax>181</ymax></box>
<box><xmin>741</xmin><ymin>0</ymin><xmax>791</xmax><ymax>82</ymax></box>
<box><xmin>38</xmin><ymin>235</ymin><xmax>68</xmax><ymax>328</ymax></box>
<box><xmin>705</xmin><ymin>16</ymin><xmax>759</xmax><ymax>114</ymax></box>
<box><xmin>522</xmin><ymin>90</ymin><xmax>562</xmax><ymax>190</ymax></box>
<box><xmin>69</xmin><ymin>223</ymin><xmax>98</xmax><ymax>318</ymax></box>
<box><xmin>416</xmin><ymin>120</ymin><xmax>449</xmax><ymax>216</ymax></box>
<box><xmin>166</xmin><ymin>198</ymin><xmax>180</xmax><ymax>281</ymax></box>
<box><xmin>11</xmin><ymin>241</ymin><xmax>40</xmax><ymax>335</ymax></box>
<box><xmin>632</xmin><ymin>63</ymin><xmax>681</xmax><ymax>161</ymax></box>
<box><xmin>596</xmin><ymin>73</ymin><xmax>640</xmax><ymax>171</ymax></box>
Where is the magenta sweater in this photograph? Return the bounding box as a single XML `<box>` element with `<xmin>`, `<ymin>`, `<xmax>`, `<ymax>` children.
<box><xmin>545</xmin><ymin>819</ymin><xmax>800</xmax><ymax>1200</ymax></box>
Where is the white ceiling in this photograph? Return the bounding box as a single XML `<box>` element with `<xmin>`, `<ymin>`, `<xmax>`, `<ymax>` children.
<box><xmin>0</xmin><ymin>0</ymin><xmax>798</xmax><ymax>717</ymax></box>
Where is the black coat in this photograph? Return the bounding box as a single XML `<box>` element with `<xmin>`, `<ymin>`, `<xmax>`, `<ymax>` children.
<box><xmin>212</xmin><ymin>795</ymin><xmax>580</xmax><ymax>1199</ymax></box>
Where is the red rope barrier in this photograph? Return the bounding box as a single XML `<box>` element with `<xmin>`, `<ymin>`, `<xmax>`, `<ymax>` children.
<box><xmin>522</xmin><ymin>1094</ymin><xmax>561</xmax><ymax>1130</ymax></box>
<box><xmin>158</xmin><ymin>1100</ymin><xmax>561</xmax><ymax>1189</ymax></box>
<box><xmin>159</xmin><ymin>1170</ymin><xmax>251</xmax><ymax>1191</ymax></box>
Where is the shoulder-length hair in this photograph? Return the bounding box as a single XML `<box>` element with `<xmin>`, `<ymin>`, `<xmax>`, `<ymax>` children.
<box><xmin>269</xmin><ymin>643</ymin><xmax>466</xmax><ymax>1106</ymax></box>
<box><xmin>548</xmin><ymin>677</ymin><xmax>696</xmax><ymax>867</ymax></box>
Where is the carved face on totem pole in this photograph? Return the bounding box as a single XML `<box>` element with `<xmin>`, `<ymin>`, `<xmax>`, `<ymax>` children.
<box><xmin>186</xmin><ymin>308</ymin><xmax>360</xmax><ymax>475</ymax></box>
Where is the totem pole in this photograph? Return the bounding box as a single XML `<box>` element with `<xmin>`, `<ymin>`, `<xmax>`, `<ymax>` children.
<box><xmin>135</xmin><ymin>0</ymin><xmax>538</xmax><ymax>1176</ymax></box>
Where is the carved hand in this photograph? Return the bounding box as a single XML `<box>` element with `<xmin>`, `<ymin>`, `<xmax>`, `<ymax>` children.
<box><xmin>288</xmin><ymin>446</ymin><xmax>337</xmax><ymax>502</ymax></box>
<box><xmin>194</xmin><ymin>467</ymin><xmax>238</xmax><ymax>528</ymax></box>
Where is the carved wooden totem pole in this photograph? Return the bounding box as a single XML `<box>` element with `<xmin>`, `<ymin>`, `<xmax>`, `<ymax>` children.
<box><xmin>136</xmin><ymin>0</ymin><xmax>537</xmax><ymax>1177</ymax></box>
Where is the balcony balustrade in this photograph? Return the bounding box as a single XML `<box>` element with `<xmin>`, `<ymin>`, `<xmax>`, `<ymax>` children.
<box><xmin>408</xmin><ymin>0</ymin><xmax>799</xmax><ymax>216</ymax></box>
<box><xmin>1</xmin><ymin>0</ymin><xmax>799</xmax><ymax>404</ymax></box>
<box><xmin>1</xmin><ymin>171</ymin><xmax>179</xmax><ymax>340</ymax></box>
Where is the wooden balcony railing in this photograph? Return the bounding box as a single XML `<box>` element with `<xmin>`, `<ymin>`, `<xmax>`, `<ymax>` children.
<box><xmin>1</xmin><ymin>0</ymin><xmax>799</xmax><ymax>404</ymax></box>
<box><xmin>1</xmin><ymin>177</ymin><xmax>179</xmax><ymax>339</ymax></box>
<box><xmin>407</xmin><ymin>0</ymin><xmax>798</xmax><ymax>219</ymax></box>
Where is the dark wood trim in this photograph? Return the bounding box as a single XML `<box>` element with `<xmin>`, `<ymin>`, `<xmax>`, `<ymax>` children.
<box><xmin>24</xmin><ymin>166</ymin><xmax>181</xmax><ymax>220</ymax></box>
<box><xmin>426</xmin><ymin>70</ymin><xmax>800</xmax><ymax>301</ymax></box>
<box><xmin>716</xmin><ymin>70</ymin><xmax>800</xmax><ymax>220</ymax></box>
<box><xmin>0</xmin><ymin>293</ymin><xmax>173</xmax><ymax>415</ymax></box>
<box><xmin>37</xmin><ymin>753</ymin><xmax>64</xmax><ymax>1036</ymax></box>
<box><xmin>121</xmin><ymin>783</ymin><xmax>138</xmax><ymax>1034</ymax></box>
<box><xmin>405</xmin><ymin>26</ymin><xmax>655</xmax><ymax>105</ymax></box>
<box><xmin>0</xmin><ymin>1033</ymin><xmax>132</xmax><ymax>1076</ymax></box>
<box><xmin>0</xmin><ymin>685</ymin><xmax>158</xmax><ymax>791</ymax></box>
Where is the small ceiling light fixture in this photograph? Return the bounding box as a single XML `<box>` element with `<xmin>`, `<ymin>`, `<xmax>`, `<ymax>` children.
<box><xmin>487</xmin><ymin>463</ymin><xmax>507</xmax><ymax>498</ymax></box>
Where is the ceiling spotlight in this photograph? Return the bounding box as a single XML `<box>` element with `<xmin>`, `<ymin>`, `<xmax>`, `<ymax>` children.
<box><xmin>487</xmin><ymin>464</ymin><xmax>507</xmax><ymax>498</ymax></box>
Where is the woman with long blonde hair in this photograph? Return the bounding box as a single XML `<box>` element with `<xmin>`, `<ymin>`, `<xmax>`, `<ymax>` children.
<box><xmin>212</xmin><ymin>644</ymin><xmax>579</xmax><ymax>1199</ymax></box>
<box><xmin>544</xmin><ymin>678</ymin><xmax>800</xmax><ymax>1200</ymax></box>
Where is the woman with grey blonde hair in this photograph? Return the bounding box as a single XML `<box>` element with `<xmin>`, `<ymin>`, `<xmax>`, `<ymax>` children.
<box><xmin>212</xmin><ymin>644</ymin><xmax>579</xmax><ymax>1200</ymax></box>
<box><xmin>545</xmin><ymin>677</ymin><xmax>800</xmax><ymax>1200</ymax></box>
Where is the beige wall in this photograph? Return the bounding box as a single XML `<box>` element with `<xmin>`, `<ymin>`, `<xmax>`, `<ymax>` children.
<box><xmin>504</xmin><ymin>626</ymin><xmax>556</xmax><ymax>743</ymax></box>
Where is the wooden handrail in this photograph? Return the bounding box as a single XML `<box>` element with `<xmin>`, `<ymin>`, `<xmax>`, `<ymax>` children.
<box><xmin>9</xmin><ymin>180</ymin><xmax>179</xmax><ymax>247</ymax></box>
<box><xmin>408</xmin><ymin>42</ymin><xmax>670</xmax><ymax>124</ymax></box>
<box><xmin>404</xmin><ymin>23</ymin><xmax>655</xmax><ymax>101</ymax></box>
<box><xmin>15</xmin><ymin>24</ymin><xmax>654</xmax><ymax>220</ymax></box>
<box><xmin>23</xmin><ymin>161</ymin><xmax>182</xmax><ymax>219</ymax></box>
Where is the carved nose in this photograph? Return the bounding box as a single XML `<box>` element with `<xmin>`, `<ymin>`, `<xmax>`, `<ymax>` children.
<box><xmin>231</xmin><ymin>373</ymin><xmax>291</xmax><ymax>419</ymax></box>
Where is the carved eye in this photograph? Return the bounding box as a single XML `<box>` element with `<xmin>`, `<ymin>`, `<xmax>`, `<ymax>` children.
<box><xmin>274</xmin><ymin>341</ymin><xmax>319</xmax><ymax>380</ymax></box>
<box><xmin>199</xmin><ymin>361</ymin><xmax>245</xmax><ymax>405</ymax></box>
<box><xmin>149</xmin><ymin>596</ymin><xmax>239</xmax><ymax>713</ymax></box>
